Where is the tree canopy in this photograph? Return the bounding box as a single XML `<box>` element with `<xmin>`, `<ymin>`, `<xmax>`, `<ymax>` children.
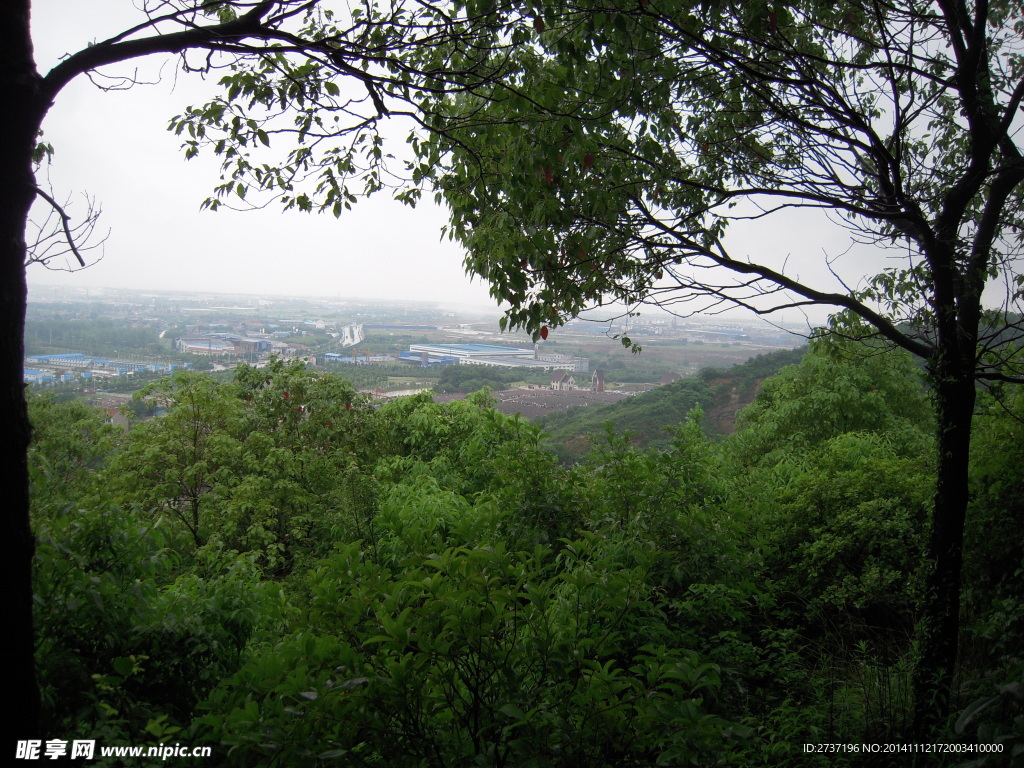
<box><xmin>408</xmin><ymin>0</ymin><xmax>1024</xmax><ymax>739</ymax></box>
<box><xmin>426</xmin><ymin>0</ymin><xmax>1023</xmax><ymax>362</ymax></box>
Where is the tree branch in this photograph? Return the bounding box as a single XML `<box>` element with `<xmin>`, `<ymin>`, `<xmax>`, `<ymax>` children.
<box><xmin>40</xmin><ymin>1</ymin><xmax>279</xmax><ymax>101</ymax></box>
<box><xmin>32</xmin><ymin>186</ymin><xmax>87</xmax><ymax>267</ymax></box>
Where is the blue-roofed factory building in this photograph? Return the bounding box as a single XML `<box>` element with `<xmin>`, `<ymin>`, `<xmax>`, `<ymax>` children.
<box><xmin>24</xmin><ymin>354</ymin><xmax>190</xmax><ymax>385</ymax></box>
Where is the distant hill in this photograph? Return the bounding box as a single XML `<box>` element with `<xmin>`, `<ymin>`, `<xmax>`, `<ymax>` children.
<box><xmin>537</xmin><ymin>347</ymin><xmax>805</xmax><ymax>462</ymax></box>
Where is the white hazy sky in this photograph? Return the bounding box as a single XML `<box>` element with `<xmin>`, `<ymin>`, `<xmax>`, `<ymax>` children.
<box><xmin>26</xmin><ymin>0</ymin><xmax>896</xmax><ymax>324</ymax></box>
<box><xmin>27</xmin><ymin>1</ymin><xmax>502</xmax><ymax>308</ymax></box>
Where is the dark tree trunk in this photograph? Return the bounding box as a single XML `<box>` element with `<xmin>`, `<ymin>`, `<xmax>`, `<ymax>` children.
<box><xmin>1</xmin><ymin>0</ymin><xmax>46</xmax><ymax>744</ymax></box>
<box><xmin>913</xmin><ymin>315</ymin><xmax>978</xmax><ymax>742</ymax></box>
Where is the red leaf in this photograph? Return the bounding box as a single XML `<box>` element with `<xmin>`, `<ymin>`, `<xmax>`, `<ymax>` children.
<box><xmin>533</xmin><ymin>16</ymin><xmax>545</xmax><ymax>32</ymax></box>
<box><xmin>583</xmin><ymin>152</ymin><xmax>594</xmax><ymax>171</ymax></box>
<box><xmin>540</xmin><ymin>326</ymin><xmax>549</xmax><ymax>340</ymax></box>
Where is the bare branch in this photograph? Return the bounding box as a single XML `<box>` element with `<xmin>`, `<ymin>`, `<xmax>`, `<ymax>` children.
<box><xmin>28</xmin><ymin>189</ymin><xmax>107</xmax><ymax>270</ymax></box>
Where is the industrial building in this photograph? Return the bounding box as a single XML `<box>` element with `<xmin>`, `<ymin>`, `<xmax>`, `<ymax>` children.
<box><xmin>402</xmin><ymin>343</ymin><xmax>588</xmax><ymax>372</ymax></box>
<box><xmin>175</xmin><ymin>334</ymin><xmax>272</xmax><ymax>356</ymax></box>
<box><xmin>324</xmin><ymin>352</ymin><xmax>391</xmax><ymax>364</ymax></box>
<box><xmin>24</xmin><ymin>354</ymin><xmax>189</xmax><ymax>384</ymax></box>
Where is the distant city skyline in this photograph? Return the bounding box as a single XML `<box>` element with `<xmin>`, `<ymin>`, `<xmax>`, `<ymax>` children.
<box><xmin>27</xmin><ymin>282</ymin><xmax>817</xmax><ymax>347</ymax></box>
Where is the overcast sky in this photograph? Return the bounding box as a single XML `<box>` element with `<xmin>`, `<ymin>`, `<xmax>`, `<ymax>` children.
<box><xmin>26</xmin><ymin>1</ymin><xmax>903</xmax><ymax>326</ymax></box>
<box><xmin>27</xmin><ymin>1</ymin><xmax>503</xmax><ymax>309</ymax></box>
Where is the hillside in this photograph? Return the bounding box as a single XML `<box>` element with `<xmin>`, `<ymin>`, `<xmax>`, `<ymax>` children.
<box><xmin>537</xmin><ymin>347</ymin><xmax>805</xmax><ymax>462</ymax></box>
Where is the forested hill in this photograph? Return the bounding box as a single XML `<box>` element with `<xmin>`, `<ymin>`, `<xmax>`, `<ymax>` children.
<box><xmin>538</xmin><ymin>347</ymin><xmax>805</xmax><ymax>462</ymax></box>
<box><xmin>29</xmin><ymin>342</ymin><xmax>1022</xmax><ymax>765</ymax></box>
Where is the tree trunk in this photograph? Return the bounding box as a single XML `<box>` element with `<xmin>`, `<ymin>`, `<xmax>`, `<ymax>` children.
<box><xmin>913</xmin><ymin>346</ymin><xmax>977</xmax><ymax>742</ymax></box>
<box><xmin>1</xmin><ymin>0</ymin><xmax>45</xmax><ymax>742</ymax></box>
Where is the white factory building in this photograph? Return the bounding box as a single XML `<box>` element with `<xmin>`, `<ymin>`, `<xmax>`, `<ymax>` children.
<box><xmin>404</xmin><ymin>343</ymin><xmax>587</xmax><ymax>372</ymax></box>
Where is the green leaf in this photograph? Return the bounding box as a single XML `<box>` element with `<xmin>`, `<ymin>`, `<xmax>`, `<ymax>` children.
<box><xmin>111</xmin><ymin>656</ymin><xmax>135</xmax><ymax>678</ymax></box>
